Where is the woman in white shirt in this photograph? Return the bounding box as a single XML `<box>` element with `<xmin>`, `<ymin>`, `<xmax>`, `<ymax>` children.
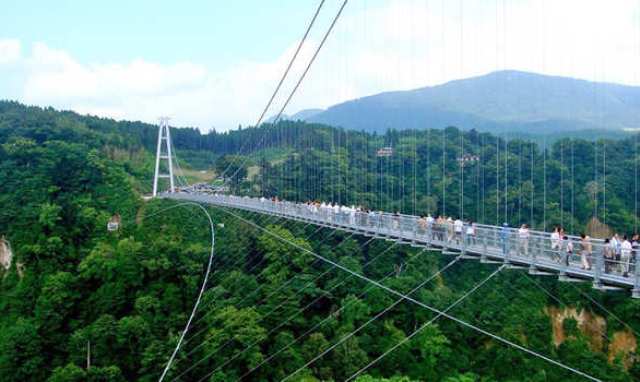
<box><xmin>550</xmin><ymin>226</ymin><xmax>561</xmax><ymax>261</ymax></box>
<box><xmin>621</xmin><ymin>235</ymin><xmax>632</xmax><ymax>276</ymax></box>
<box><xmin>518</xmin><ymin>224</ymin><xmax>530</xmax><ymax>256</ymax></box>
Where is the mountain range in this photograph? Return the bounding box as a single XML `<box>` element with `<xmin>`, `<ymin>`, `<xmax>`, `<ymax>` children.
<box><xmin>280</xmin><ymin>70</ymin><xmax>640</xmax><ymax>134</ymax></box>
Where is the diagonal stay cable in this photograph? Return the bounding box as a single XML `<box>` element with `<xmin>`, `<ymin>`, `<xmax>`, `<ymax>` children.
<box><xmin>566</xmin><ymin>281</ymin><xmax>640</xmax><ymax>338</ymax></box>
<box><xmin>123</xmin><ymin>202</ymin><xmax>281</xmax><ymax>309</ymax></box>
<box><xmin>173</xmin><ymin>226</ymin><xmax>360</xmax><ymax>377</ymax></box>
<box><xmin>218</xmin><ymin>206</ymin><xmax>603</xmax><ymax>382</ymax></box>
<box><xmin>169</xmin><ymin>138</ymin><xmax>190</xmax><ymax>188</ymax></box>
<box><xmin>280</xmin><ymin>256</ymin><xmax>466</xmax><ymax>381</ymax></box>
<box><xmin>174</xmin><ymin>224</ymin><xmax>341</xmax><ymax>373</ymax></box>
<box><xmin>225</xmin><ymin>0</ymin><xmax>349</xmax><ymax>184</ymax></box>
<box><xmin>204</xmin><ymin>240</ymin><xmax>409</xmax><ymax>382</ymax></box>
<box><xmin>345</xmin><ymin>265</ymin><xmax>506</xmax><ymax>382</ymax></box>
<box><xmin>175</xmin><ymin>229</ymin><xmax>362</xmax><ymax>371</ymax></box>
<box><xmin>119</xmin><ymin>201</ymin><xmax>277</xmax><ymax>380</ymax></box>
<box><xmin>133</xmin><ymin>202</ymin><xmax>313</xmax><ymax>376</ymax></box>
<box><xmin>181</xmin><ymin>222</ymin><xmax>332</xmax><ymax>347</ymax></box>
<box><xmin>521</xmin><ymin>274</ymin><xmax>612</xmax><ymax>344</ymax></box>
<box><xmin>179</xmin><ymin>209</ymin><xmax>287</xmax><ymax>292</ymax></box>
<box><xmin>218</xmin><ymin>0</ymin><xmax>326</xmax><ymax>180</ymax></box>
<box><xmin>140</xmin><ymin>203</ymin><xmax>302</xmax><ymax>349</ymax></box>
<box><xmin>235</xmin><ymin>246</ymin><xmax>441</xmax><ymax>382</ymax></box>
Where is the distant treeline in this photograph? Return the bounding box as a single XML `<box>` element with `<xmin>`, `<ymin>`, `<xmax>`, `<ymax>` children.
<box><xmin>2</xmin><ymin>100</ymin><xmax>640</xmax><ymax>235</ymax></box>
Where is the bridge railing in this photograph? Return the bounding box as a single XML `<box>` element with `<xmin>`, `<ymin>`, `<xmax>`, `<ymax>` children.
<box><xmin>166</xmin><ymin>192</ymin><xmax>640</xmax><ymax>293</ymax></box>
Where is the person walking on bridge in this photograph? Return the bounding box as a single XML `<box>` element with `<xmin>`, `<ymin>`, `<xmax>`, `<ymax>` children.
<box><xmin>564</xmin><ymin>236</ymin><xmax>573</xmax><ymax>266</ymax></box>
<box><xmin>454</xmin><ymin>218</ymin><xmax>463</xmax><ymax>245</ymax></box>
<box><xmin>446</xmin><ymin>217</ymin><xmax>454</xmax><ymax>243</ymax></box>
<box><xmin>550</xmin><ymin>226</ymin><xmax>561</xmax><ymax>262</ymax></box>
<box><xmin>611</xmin><ymin>233</ymin><xmax>622</xmax><ymax>273</ymax></box>
<box><xmin>418</xmin><ymin>215</ymin><xmax>427</xmax><ymax>237</ymax></box>
<box><xmin>349</xmin><ymin>205</ymin><xmax>356</xmax><ymax>226</ymax></box>
<box><xmin>518</xmin><ymin>224</ymin><xmax>530</xmax><ymax>257</ymax></box>
<box><xmin>621</xmin><ymin>235</ymin><xmax>632</xmax><ymax>277</ymax></box>
<box><xmin>500</xmin><ymin>223</ymin><xmax>510</xmax><ymax>256</ymax></box>
<box><xmin>392</xmin><ymin>211</ymin><xmax>401</xmax><ymax>231</ymax></box>
<box><xmin>435</xmin><ymin>215</ymin><xmax>445</xmax><ymax>241</ymax></box>
<box><xmin>603</xmin><ymin>238</ymin><xmax>615</xmax><ymax>274</ymax></box>
<box><xmin>580</xmin><ymin>233</ymin><xmax>592</xmax><ymax>270</ymax></box>
<box><xmin>426</xmin><ymin>214</ymin><xmax>435</xmax><ymax>240</ymax></box>
<box><xmin>466</xmin><ymin>221</ymin><xmax>477</xmax><ymax>246</ymax></box>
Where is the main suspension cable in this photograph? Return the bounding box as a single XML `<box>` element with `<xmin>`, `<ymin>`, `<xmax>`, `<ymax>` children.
<box><xmin>225</xmin><ymin>0</ymin><xmax>350</xmax><ymax>186</ymax></box>
<box><xmin>217</xmin><ymin>0</ymin><xmax>326</xmax><ymax>181</ymax></box>
<box><xmin>158</xmin><ymin>203</ymin><xmax>215</xmax><ymax>382</ymax></box>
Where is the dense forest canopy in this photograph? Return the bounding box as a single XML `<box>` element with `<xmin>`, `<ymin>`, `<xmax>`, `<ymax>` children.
<box><xmin>1</xmin><ymin>100</ymin><xmax>639</xmax><ymax>381</ymax></box>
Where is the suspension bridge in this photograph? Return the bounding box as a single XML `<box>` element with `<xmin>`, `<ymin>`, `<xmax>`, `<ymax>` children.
<box><xmin>147</xmin><ymin>1</ymin><xmax>640</xmax><ymax>381</ymax></box>
<box><xmin>164</xmin><ymin>191</ymin><xmax>640</xmax><ymax>294</ymax></box>
<box><xmin>152</xmin><ymin>118</ymin><xmax>640</xmax><ymax>382</ymax></box>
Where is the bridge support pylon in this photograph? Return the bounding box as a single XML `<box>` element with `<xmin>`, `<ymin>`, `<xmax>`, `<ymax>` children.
<box><xmin>152</xmin><ymin>117</ymin><xmax>175</xmax><ymax>197</ymax></box>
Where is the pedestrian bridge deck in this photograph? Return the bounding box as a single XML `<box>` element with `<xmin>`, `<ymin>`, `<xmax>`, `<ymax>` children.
<box><xmin>164</xmin><ymin>192</ymin><xmax>640</xmax><ymax>298</ymax></box>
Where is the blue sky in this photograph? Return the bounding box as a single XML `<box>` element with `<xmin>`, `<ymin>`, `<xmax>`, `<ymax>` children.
<box><xmin>1</xmin><ymin>0</ymin><xmax>639</xmax><ymax>130</ymax></box>
<box><xmin>2</xmin><ymin>1</ymin><xmax>314</xmax><ymax>66</ymax></box>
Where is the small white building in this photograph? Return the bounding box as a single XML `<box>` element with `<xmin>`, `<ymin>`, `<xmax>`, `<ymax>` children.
<box><xmin>376</xmin><ymin>147</ymin><xmax>394</xmax><ymax>157</ymax></box>
<box><xmin>457</xmin><ymin>154</ymin><xmax>480</xmax><ymax>166</ymax></box>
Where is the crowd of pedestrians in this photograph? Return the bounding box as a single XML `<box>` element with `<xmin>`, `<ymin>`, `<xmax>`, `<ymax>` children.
<box><xmin>255</xmin><ymin>196</ymin><xmax>637</xmax><ymax>279</ymax></box>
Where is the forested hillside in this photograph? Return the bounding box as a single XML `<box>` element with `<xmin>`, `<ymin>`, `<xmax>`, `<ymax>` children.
<box><xmin>214</xmin><ymin>121</ymin><xmax>640</xmax><ymax>237</ymax></box>
<box><xmin>1</xmin><ymin>101</ymin><xmax>640</xmax><ymax>381</ymax></box>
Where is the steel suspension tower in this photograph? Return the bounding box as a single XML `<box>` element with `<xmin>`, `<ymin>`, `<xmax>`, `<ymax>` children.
<box><xmin>152</xmin><ymin>117</ymin><xmax>175</xmax><ymax>196</ymax></box>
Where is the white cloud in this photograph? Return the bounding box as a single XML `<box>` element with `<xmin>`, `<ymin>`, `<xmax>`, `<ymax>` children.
<box><xmin>2</xmin><ymin>0</ymin><xmax>640</xmax><ymax>131</ymax></box>
<box><xmin>12</xmin><ymin>40</ymin><xmax>305</xmax><ymax>129</ymax></box>
<box><xmin>0</xmin><ymin>39</ymin><xmax>21</xmax><ymax>64</ymax></box>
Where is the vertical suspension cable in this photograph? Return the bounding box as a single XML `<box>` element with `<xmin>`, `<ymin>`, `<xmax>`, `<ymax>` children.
<box><xmin>411</xmin><ymin>0</ymin><xmax>417</xmax><ymax>217</ymax></box>
<box><xmin>531</xmin><ymin>139</ymin><xmax>534</xmax><ymax>227</ymax></box>
<box><xmin>460</xmin><ymin>129</ymin><xmax>464</xmax><ymax>219</ymax></box>
<box><xmin>560</xmin><ymin>139</ymin><xmax>564</xmax><ymax>228</ymax></box>
<box><xmin>482</xmin><ymin>133</ymin><xmax>486</xmax><ymax>224</ymax></box>
<box><xmin>425</xmin><ymin>0</ymin><xmax>431</xmax><ymax>216</ymax></box>
<box><xmin>633</xmin><ymin>131</ymin><xmax>638</xmax><ymax>233</ymax></box>
<box><xmin>504</xmin><ymin>135</ymin><xmax>508</xmax><ymax>224</ymax></box>
<box><xmin>332</xmin><ymin>129</ymin><xmax>335</xmax><ymax>203</ymax></box>
<box><xmin>443</xmin><ymin>127</ymin><xmax>446</xmax><ymax>216</ymax></box>
<box><xmin>543</xmin><ymin>134</ymin><xmax>547</xmax><ymax>231</ymax></box>
<box><xmin>518</xmin><ymin>139</ymin><xmax>522</xmax><ymax>224</ymax></box>
<box><xmin>477</xmin><ymin>133</ymin><xmax>481</xmax><ymax>222</ymax></box>
<box><xmin>378</xmin><ymin>144</ymin><xmax>382</xmax><ymax>210</ymax></box>
<box><xmin>496</xmin><ymin>134</ymin><xmax>500</xmax><ymax>225</ymax></box>
<box><xmin>459</xmin><ymin>0</ymin><xmax>464</xmax><ymax>220</ymax></box>
<box><xmin>388</xmin><ymin>133</ymin><xmax>392</xmax><ymax>211</ymax></box>
<box><xmin>636</xmin><ymin>3</ymin><xmax>640</xmax><ymax>233</ymax></box>
<box><xmin>571</xmin><ymin>138</ymin><xmax>575</xmax><ymax>234</ymax></box>
<box><xmin>603</xmin><ymin>139</ymin><xmax>607</xmax><ymax>225</ymax></box>
<box><xmin>594</xmin><ymin>139</ymin><xmax>598</xmax><ymax>221</ymax></box>
<box><xmin>414</xmin><ymin>128</ymin><xmax>417</xmax><ymax>216</ymax></box>
<box><xmin>442</xmin><ymin>0</ymin><xmax>446</xmax><ymax>217</ymax></box>
<box><xmin>427</xmin><ymin>128</ymin><xmax>431</xmax><ymax>214</ymax></box>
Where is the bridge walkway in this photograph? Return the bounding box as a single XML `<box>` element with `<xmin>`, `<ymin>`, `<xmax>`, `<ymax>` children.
<box><xmin>164</xmin><ymin>192</ymin><xmax>640</xmax><ymax>297</ymax></box>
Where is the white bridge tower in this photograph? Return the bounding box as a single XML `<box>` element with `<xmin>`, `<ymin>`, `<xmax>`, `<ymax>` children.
<box><xmin>152</xmin><ymin>117</ymin><xmax>175</xmax><ymax>196</ymax></box>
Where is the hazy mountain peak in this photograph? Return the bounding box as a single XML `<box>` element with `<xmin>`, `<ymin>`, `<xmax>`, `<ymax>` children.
<box><xmin>294</xmin><ymin>70</ymin><xmax>640</xmax><ymax>134</ymax></box>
